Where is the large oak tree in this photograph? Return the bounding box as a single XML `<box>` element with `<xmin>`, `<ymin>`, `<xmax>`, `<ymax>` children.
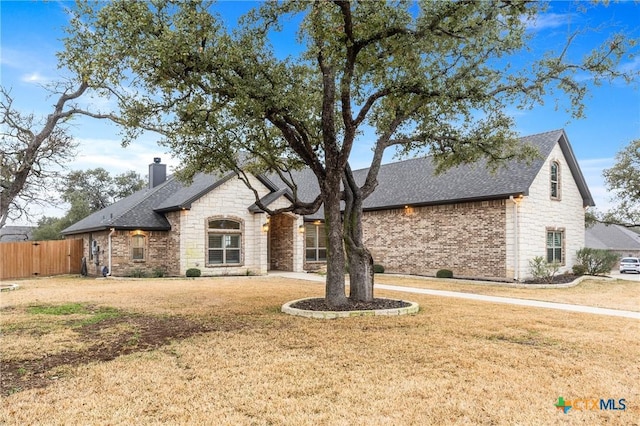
<box><xmin>602</xmin><ymin>140</ymin><xmax>640</xmax><ymax>227</ymax></box>
<box><xmin>61</xmin><ymin>0</ymin><xmax>637</xmax><ymax>307</ymax></box>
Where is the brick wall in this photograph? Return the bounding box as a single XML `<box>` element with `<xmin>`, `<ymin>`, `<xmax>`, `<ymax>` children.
<box><xmin>269</xmin><ymin>214</ymin><xmax>295</xmax><ymax>271</ymax></box>
<box><xmin>70</xmin><ymin>228</ymin><xmax>179</xmax><ymax>277</ymax></box>
<box><xmin>362</xmin><ymin>200</ymin><xmax>508</xmax><ymax>279</ymax></box>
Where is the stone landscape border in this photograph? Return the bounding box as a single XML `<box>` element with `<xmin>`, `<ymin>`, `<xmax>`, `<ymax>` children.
<box><xmin>0</xmin><ymin>283</ymin><xmax>19</xmax><ymax>292</ymax></box>
<box><xmin>281</xmin><ymin>297</ymin><xmax>420</xmax><ymax>319</ymax></box>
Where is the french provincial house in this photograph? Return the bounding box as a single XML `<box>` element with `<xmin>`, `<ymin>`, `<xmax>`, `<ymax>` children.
<box><xmin>62</xmin><ymin>129</ymin><xmax>593</xmax><ymax>281</ymax></box>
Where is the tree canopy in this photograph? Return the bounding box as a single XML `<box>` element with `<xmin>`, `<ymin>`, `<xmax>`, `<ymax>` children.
<box><xmin>0</xmin><ymin>84</ymin><xmax>87</xmax><ymax>229</ymax></box>
<box><xmin>32</xmin><ymin>168</ymin><xmax>145</xmax><ymax>240</ymax></box>
<box><xmin>601</xmin><ymin>139</ymin><xmax>640</xmax><ymax>227</ymax></box>
<box><xmin>61</xmin><ymin>0</ymin><xmax>638</xmax><ymax>306</ymax></box>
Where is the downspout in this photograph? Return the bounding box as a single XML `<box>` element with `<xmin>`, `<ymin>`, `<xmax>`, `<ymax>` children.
<box><xmin>509</xmin><ymin>196</ymin><xmax>520</xmax><ymax>281</ymax></box>
<box><xmin>107</xmin><ymin>228</ymin><xmax>115</xmax><ymax>276</ymax></box>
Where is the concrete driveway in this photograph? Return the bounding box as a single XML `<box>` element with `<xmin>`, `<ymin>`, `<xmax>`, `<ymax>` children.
<box><xmin>610</xmin><ymin>271</ymin><xmax>640</xmax><ymax>281</ymax></box>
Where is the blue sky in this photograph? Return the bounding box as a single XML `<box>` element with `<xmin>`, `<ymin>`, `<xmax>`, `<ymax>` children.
<box><xmin>1</xmin><ymin>1</ymin><xmax>639</xmax><ymax>223</ymax></box>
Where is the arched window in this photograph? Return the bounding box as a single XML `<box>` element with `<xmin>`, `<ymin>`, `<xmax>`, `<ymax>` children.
<box><xmin>207</xmin><ymin>218</ymin><xmax>242</xmax><ymax>265</ymax></box>
<box><xmin>131</xmin><ymin>234</ymin><xmax>145</xmax><ymax>260</ymax></box>
<box><xmin>550</xmin><ymin>161</ymin><xmax>560</xmax><ymax>199</ymax></box>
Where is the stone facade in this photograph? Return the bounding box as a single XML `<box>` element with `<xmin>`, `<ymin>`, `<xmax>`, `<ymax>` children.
<box><xmin>178</xmin><ymin>175</ymin><xmax>268</xmax><ymax>276</ymax></box>
<box><xmin>362</xmin><ymin>200</ymin><xmax>507</xmax><ymax>279</ymax></box>
<box><xmin>507</xmin><ymin>143</ymin><xmax>586</xmax><ymax>279</ymax></box>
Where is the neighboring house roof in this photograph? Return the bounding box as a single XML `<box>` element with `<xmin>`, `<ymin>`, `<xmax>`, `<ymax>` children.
<box><xmin>62</xmin><ymin>129</ymin><xmax>593</xmax><ymax>235</ymax></box>
<box><xmin>585</xmin><ymin>223</ymin><xmax>640</xmax><ymax>251</ymax></box>
<box><xmin>0</xmin><ymin>225</ymin><xmax>35</xmax><ymax>241</ymax></box>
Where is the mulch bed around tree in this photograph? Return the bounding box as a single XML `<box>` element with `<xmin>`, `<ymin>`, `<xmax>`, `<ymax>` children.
<box><xmin>291</xmin><ymin>298</ymin><xmax>411</xmax><ymax>312</ymax></box>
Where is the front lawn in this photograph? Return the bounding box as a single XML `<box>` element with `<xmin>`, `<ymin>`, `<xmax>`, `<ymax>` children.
<box><xmin>1</xmin><ymin>276</ymin><xmax>637</xmax><ymax>425</ymax></box>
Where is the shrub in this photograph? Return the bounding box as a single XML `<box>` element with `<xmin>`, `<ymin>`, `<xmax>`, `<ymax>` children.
<box><xmin>528</xmin><ymin>256</ymin><xmax>560</xmax><ymax>283</ymax></box>
<box><xmin>186</xmin><ymin>268</ymin><xmax>201</xmax><ymax>278</ymax></box>
<box><xmin>575</xmin><ymin>248</ymin><xmax>619</xmax><ymax>276</ymax></box>
<box><xmin>572</xmin><ymin>264</ymin><xmax>587</xmax><ymax>276</ymax></box>
<box><xmin>129</xmin><ymin>268</ymin><xmax>147</xmax><ymax>278</ymax></box>
<box><xmin>436</xmin><ymin>269</ymin><xmax>453</xmax><ymax>278</ymax></box>
<box><xmin>152</xmin><ymin>267</ymin><xmax>166</xmax><ymax>278</ymax></box>
<box><xmin>373</xmin><ymin>264</ymin><xmax>385</xmax><ymax>274</ymax></box>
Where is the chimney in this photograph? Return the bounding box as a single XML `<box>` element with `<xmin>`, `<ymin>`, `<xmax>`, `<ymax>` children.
<box><xmin>149</xmin><ymin>157</ymin><xmax>166</xmax><ymax>188</ymax></box>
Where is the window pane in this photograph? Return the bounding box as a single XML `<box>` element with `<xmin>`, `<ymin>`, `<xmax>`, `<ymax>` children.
<box><xmin>209</xmin><ymin>235</ymin><xmax>223</xmax><ymax>248</ymax></box>
<box><xmin>226</xmin><ymin>249</ymin><xmax>240</xmax><ymax>264</ymax></box>
<box><xmin>554</xmin><ymin>248</ymin><xmax>562</xmax><ymax>262</ymax></box>
<box><xmin>132</xmin><ymin>235</ymin><xmax>145</xmax><ymax>248</ymax></box>
<box><xmin>132</xmin><ymin>247</ymin><xmax>144</xmax><ymax>260</ymax></box>
<box><xmin>208</xmin><ymin>250</ymin><xmax>223</xmax><ymax>264</ymax></box>
<box><xmin>226</xmin><ymin>235</ymin><xmax>240</xmax><ymax>248</ymax></box>
<box><xmin>547</xmin><ymin>248</ymin><xmax>554</xmax><ymax>263</ymax></box>
<box><xmin>306</xmin><ymin>249</ymin><xmax>317</xmax><ymax>261</ymax></box>
<box><xmin>317</xmin><ymin>226</ymin><xmax>326</xmax><ymax>248</ymax></box>
<box><xmin>318</xmin><ymin>249</ymin><xmax>327</xmax><ymax>261</ymax></box>
<box><xmin>208</xmin><ymin>219</ymin><xmax>240</xmax><ymax>230</ymax></box>
<box><xmin>554</xmin><ymin>233</ymin><xmax>562</xmax><ymax>246</ymax></box>
<box><xmin>305</xmin><ymin>229</ymin><xmax>316</xmax><ymax>247</ymax></box>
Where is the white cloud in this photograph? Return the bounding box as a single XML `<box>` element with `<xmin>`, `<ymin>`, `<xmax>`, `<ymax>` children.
<box><xmin>20</xmin><ymin>72</ymin><xmax>50</xmax><ymax>84</ymax></box>
<box><xmin>524</xmin><ymin>13</ymin><xmax>573</xmax><ymax>32</ymax></box>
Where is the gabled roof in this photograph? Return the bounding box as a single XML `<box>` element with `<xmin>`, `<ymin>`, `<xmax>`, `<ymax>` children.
<box><xmin>585</xmin><ymin>223</ymin><xmax>640</xmax><ymax>251</ymax></box>
<box><xmin>355</xmin><ymin>129</ymin><xmax>594</xmax><ymax>210</ymax></box>
<box><xmin>62</xmin><ymin>129</ymin><xmax>593</xmax><ymax>235</ymax></box>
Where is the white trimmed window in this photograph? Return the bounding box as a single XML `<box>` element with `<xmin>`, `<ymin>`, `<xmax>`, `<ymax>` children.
<box><xmin>305</xmin><ymin>223</ymin><xmax>327</xmax><ymax>262</ymax></box>
<box><xmin>546</xmin><ymin>230</ymin><xmax>564</xmax><ymax>264</ymax></box>
<box><xmin>207</xmin><ymin>219</ymin><xmax>242</xmax><ymax>265</ymax></box>
<box><xmin>550</xmin><ymin>161</ymin><xmax>560</xmax><ymax>199</ymax></box>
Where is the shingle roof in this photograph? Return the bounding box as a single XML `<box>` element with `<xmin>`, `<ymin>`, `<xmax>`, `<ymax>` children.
<box><xmin>585</xmin><ymin>223</ymin><xmax>640</xmax><ymax>251</ymax></box>
<box><xmin>62</xmin><ymin>129</ymin><xmax>593</xmax><ymax>234</ymax></box>
<box><xmin>356</xmin><ymin>129</ymin><xmax>593</xmax><ymax>209</ymax></box>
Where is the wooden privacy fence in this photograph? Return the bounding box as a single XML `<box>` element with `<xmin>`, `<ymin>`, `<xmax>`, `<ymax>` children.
<box><xmin>0</xmin><ymin>239</ymin><xmax>84</xmax><ymax>280</ymax></box>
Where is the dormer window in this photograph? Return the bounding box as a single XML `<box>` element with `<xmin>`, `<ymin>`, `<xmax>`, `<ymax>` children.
<box><xmin>550</xmin><ymin>161</ymin><xmax>560</xmax><ymax>199</ymax></box>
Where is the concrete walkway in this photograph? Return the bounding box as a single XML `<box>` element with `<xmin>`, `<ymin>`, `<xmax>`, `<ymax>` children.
<box><xmin>269</xmin><ymin>272</ymin><xmax>640</xmax><ymax>319</ymax></box>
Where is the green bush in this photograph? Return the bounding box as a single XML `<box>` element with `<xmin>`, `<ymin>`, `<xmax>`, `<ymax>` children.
<box><xmin>152</xmin><ymin>267</ymin><xmax>166</xmax><ymax>278</ymax></box>
<box><xmin>373</xmin><ymin>264</ymin><xmax>385</xmax><ymax>274</ymax></box>
<box><xmin>436</xmin><ymin>269</ymin><xmax>453</xmax><ymax>278</ymax></box>
<box><xmin>528</xmin><ymin>256</ymin><xmax>560</xmax><ymax>283</ymax></box>
<box><xmin>571</xmin><ymin>264</ymin><xmax>587</xmax><ymax>276</ymax></box>
<box><xmin>575</xmin><ymin>248</ymin><xmax>619</xmax><ymax>276</ymax></box>
<box><xmin>186</xmin><ymin>268</ymin><xmax>201</xmax><ymax>278</ymax></box>
<box><xmin>129</xmin><ymin>268</ymin><xmax>147</xmax><ymax>278</ymax></box>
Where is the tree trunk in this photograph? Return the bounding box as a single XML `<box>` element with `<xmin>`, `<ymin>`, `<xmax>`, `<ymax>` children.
<box><xmin>344</xmin><ymin>206</ymin><xmax>374</xmax><ymax>302</ymax></box>
<box><xmin>348</xmin><ymin>244</ymin><xmax>374</xmax><ymax>302</ymax></box>
<box><xmin>342</xmin><ymin>169</ymin><xmax>374</xmax><ymax>302</ymax></box>
<box><xmin>322</xmin><ymin>181</ymin><xmax>349</xmax><ymax>308</ymax></box>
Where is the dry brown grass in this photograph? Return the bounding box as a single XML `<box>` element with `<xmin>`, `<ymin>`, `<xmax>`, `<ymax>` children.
<box><xmin>376</xmin><ymin>274</ymin><xmax>640</xmax><ymax>312</ymax></box>
<box><xmin>1</xmin><ymin>275</ymin><xmax>638</xmax><ymax>425</ymax></box>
